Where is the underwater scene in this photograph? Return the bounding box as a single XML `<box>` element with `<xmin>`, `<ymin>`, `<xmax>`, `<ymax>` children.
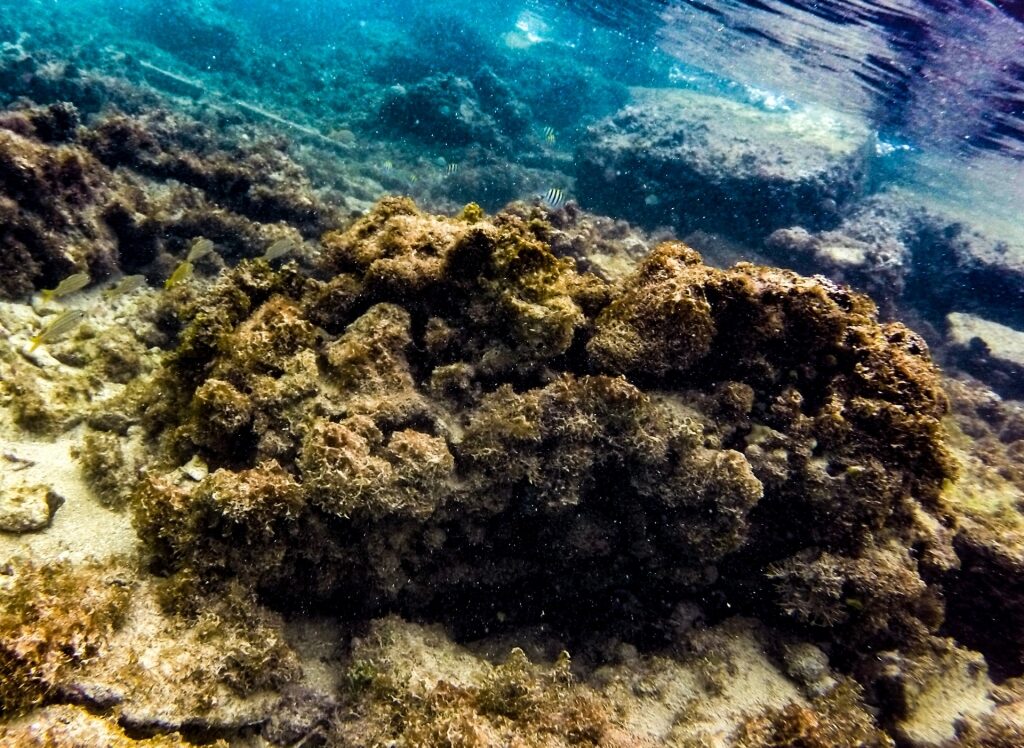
<box><xmin>2</xmin><ymin>0</ymin><xmax>1024</xmax><ymax>744</ymax></box>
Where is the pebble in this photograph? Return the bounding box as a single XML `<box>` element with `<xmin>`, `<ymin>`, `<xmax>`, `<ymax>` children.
<box><xmin>0</xmin><ymin>479</ymin><xmax>64</xmax><ymax>533</ymax></box>
<box><xmin>181</xmin><ymin>455</ymin><xmax>209</xmax><ymax>482</ymax></box>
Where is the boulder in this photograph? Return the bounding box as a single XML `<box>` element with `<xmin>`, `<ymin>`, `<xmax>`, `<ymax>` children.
<box><xmin>576</xmin><ymin>88</ymin><xmax>874</xmax><ymax>239</ymax></box>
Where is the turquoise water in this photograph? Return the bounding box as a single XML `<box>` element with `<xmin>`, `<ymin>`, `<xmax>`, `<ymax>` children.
<box><xmin>3</xmin><ymin>0</ymin><xmax>1021</xmax><ymax>226</ymax></box>
<box><xmin>40</xmin><ymin>5</ymin><xmax>1022</xmax><ymax>233</ymax></box>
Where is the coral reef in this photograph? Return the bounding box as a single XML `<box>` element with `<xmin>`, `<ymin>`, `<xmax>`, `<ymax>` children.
<box><xmin>333</xmin><ymin>617</ymin><xmax>619</xmax><ymax>747</ymax></box>
<box><xmin>0</xmin><ymin>558</ymin><xmax>131</xmax><ymax>715</ymax></box>
<box><xmin>2</xmin><ymin>3</ymin><xmax>1023</xmax><ymax>744</ymax></box>
<box><xmin>127</xmin><ymin>198</ymin><xmax>956</xmax><ymax>670</ymax></box>
<box><xmin>0</xmin><ymin>101</ymin><xmax>341</xmax><ymax>299</ymax></box>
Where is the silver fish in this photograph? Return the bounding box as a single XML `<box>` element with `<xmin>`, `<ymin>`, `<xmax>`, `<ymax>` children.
<box><xmin>104</xmin><ymin>274</ymin><xmax>146</xmax><ymax>299</ymax></box>
<box><xmin>262</xmin><ymin>238</ymin><xmax>296</xmax><ymax>262</ymax></box>
<box><xmin>186</xmin><ymin>237</ymin><xmax>215</xmax><ymax>262</ymax></box>
<box><xmin>41</xmin><ymin>272</ymin><xmax>90</xmax><ymax>302</ymax></box>
<box><xmin>29</xmin><ymin>309</ymin><xmax>86</xmax><ymax>351</ymax></box>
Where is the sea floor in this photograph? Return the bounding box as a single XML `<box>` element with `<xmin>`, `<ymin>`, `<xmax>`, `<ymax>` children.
<box><xmin>2</xmin><ymin>2</ymin><xmax>1024</xmax><ymax>746</ymax></box>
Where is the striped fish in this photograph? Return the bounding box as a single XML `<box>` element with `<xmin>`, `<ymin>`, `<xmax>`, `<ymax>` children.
<box><xmin>29</xmin><ymin>309</ymin><xmax>86</xmax><ymax>351</ymax></box>
<box><xmin>103</xmin><ymin>274</ymin><xmax>146</xmax><ymax>300</ymax></box>
<box><xmin>186</xmin><ymin>237</ymin><xmax>215</xmax><ymax>263</ymax></box>
<box><xmin>540</xmin><ymin>187</ymin><xmax>566</xmax><ymax>209</ymax></box>
<box><xmin>445</xmin><ymin>162</ymin><xmax>459</xmax><ymax>176</ymax></box>
<box><xmin>41</xmin><ymin>272</ymin><xmax>90</xmax><ymax>303</ymax></box>
<box><xmin>262</xmin><ymin>238</ymin><xmax>296</xmax><ymax>262</ymax></box>
<box><xmin>542</xmin><ymin>126</ymin><xmax>556</xmax><ymax>143</ymax></box>
<box><xmin>164</xmin><ymin>261</ymin><xmax>194</xmax><ymax>290</ymax></box>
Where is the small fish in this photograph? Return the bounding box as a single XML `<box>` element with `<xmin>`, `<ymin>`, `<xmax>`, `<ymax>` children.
<box><xmin>381</xmin><ymin>159</ymin><xmax>394</xmax><ymax>173</ymax></box>
<box><xmin>262</xmin><ymin>238</ymin><xmax>296</xmax><ymax>262</ymax></box>
<box><xmin>542</xmin><ymin>126</ymin><xmax>556</xmax><ymax>143</ymax></box>
<box><xmin>164</xmin><ymin>261</ymin><xmax>194</xmax><ymax>290</ymax></box>
<box><xmin>104</xmin><ymin>274</ymin><xmax>146</xmax><ymax>299</ymax></box>
<box><xmin>40</xmin><ymin>272</ymin><xmax>90</xmax><ymax>303</ymax></box>
<box><xmin>445</xmin><ymin>162</ymin><xmax>459</xmax><ymax>176</ymax></box>
<box><xmin>28</xmin><ymin>309</ymin><xmax>86</xmax><ymax>352</ymax></box>
<box><xmin>540</xmin><ymin>187</ymin><xmax>566</xmax><ymax>209</ymax></box>
<box><xmin>186</xmin><ymin>237</ymin><xmax>215</xmax><ymax>263</ymax></box>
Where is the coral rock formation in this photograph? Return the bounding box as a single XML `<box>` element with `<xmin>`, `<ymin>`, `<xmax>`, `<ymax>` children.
<box><xmin>129</xmin><ymin>198</ymin><xmax>955</xmax><ymax>669</ymax></box>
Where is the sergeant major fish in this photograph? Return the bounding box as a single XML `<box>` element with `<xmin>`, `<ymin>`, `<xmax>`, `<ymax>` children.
<box><xmin>540</xmin><ymin>187</ymin><xmax>567</xmax><ymax>209</ymax></box>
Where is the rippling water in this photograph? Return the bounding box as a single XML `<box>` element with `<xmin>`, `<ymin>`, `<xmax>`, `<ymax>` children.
<box><xmin>549</xmin><ymin>0</ymin><xmax>1024</xmax><ymax>159</ymax></box>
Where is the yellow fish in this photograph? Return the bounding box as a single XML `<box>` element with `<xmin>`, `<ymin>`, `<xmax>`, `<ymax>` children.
<box><xmin>164</xmin><ymin>261</ymin><xmax>194</xmax><ymax>290</ymax></box>
<box><xmin>29</xmin><ymin>309</ymin><xmax>86</xmax><ymax>352</ymax></box>
<box><xmin>41</xmin><ymin>272</ymin><xmax>90</xmax><ymax>303</ymax></box>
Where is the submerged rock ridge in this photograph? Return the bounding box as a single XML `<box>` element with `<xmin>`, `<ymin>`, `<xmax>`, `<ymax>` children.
<box><xmin>575</xmin><ymin>88</ymin><xmax>874</xmax><ymax>240</ymax></box>
<box><xmin>132</xmin><ymin>197</ymin><xmax>955</xmax><ymax>661</ymax></box>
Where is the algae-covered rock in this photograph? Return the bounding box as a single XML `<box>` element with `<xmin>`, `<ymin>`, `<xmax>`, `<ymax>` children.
<box><xmin>947</xmin><ymin>312</ymin><xmax>1024</xmax><ymax>400</ymax></box>
<box><xmin>0</xmin><ymin>479</ymin><xmax>63</xmax><ymax>533</ymax></box>
<box><xmin>0</xmin><ymin>558</ymin><xmax>130</xmax><ymax>715</ymax></box>
<box><xmin>0</xmin><ymin>704</ymin><xmax>202</xmax><ymax>747</ymax></box>
<box><xmin>576</xmin><ymin>88</ymin><xmax>873</xmax><ymax>239</ymax></box>
<box><xmin>127</xmin><ymin>197</ymin><xmax>956</xmax><ymax>665</ymax></box>
<box><xmin>334</xmin><ymin>616</ymin><xmax>619</xmax><ymax>747</ymax></box>
<box><xmin>0</xmin><ymin>102</ymin><xmax>341</xmax><ymax>300</ymax></box>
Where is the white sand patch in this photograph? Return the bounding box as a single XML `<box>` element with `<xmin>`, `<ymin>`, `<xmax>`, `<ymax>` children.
<box><xmin>0</xmin><ymin>427</ymin><xmax>138</xmax><ymax>564</ymax></box>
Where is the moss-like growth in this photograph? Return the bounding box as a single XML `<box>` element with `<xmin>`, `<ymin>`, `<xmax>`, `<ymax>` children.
<box><xmin>0</xmin><ymin>558</ymin><xmax>131</xmax><ymax>715</ymax></box>
<box><xmin>130</xmin><ymin>197</ymin><xmax>958</xmax><ymax>663</ymax></box>
<box><xmin>734</xmin><ymin>679</ymin><xmax>892</xmax><ymax>748</ymax></box>
<box><xmin>75</xmin><ymin>429</ymin><xmax>135</xmax><ymax>508</ymax></box>
<box><xmin>588</xmin><ymin>241</ymin><xmax>715</xmax><ymax>377</ymax></box>
<box><xmin>336</xmin><ymin>636</ymin><xmax>611</xmax><ymax>747</ymax></box>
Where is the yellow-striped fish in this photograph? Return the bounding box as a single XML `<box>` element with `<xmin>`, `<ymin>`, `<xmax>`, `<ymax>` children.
<box><xmin>28</xmin><ymin>309</ymin><xmax>86</xmax><ymax>352</ymax></box>
<box><xmin>261</xmin><ymin>238</ymin><xmax>296</xmax><ymax>262</ymax></box>
<box><xmin>445</xmin><ymin>162</ymin><xmax>459</xmax><ymax>176</ymax></box>
<box><xmin>40</xmin><ymin>272</ymin><xmax>90</xmax><ymax>303</ymax></box>
<box><xmin>186</xmin><ymin>237</ymin><xmax>215</xmax><ymax>263</ymax></box>
<box><xmin>540</xmin><ymin>187</ymin><xmax>566</xmax><ymax>209</ymax></box>
<box><xmin>381</xmin><ymin>160</ymin><xmax>394</xmax><ymax>173</ymax></box>
<box><xmin>542</xmin><ymin>126</ymin><xmax>556</xmax><ymax>143</ymax></box>
<box><xmin>164</xmin><ymin>261</ymin><xmax>194</xmax><ymax>290</ymax></box>
<box><xmin>103</xmin><ymin>274</ymin><xmax>146</xmax><ymax>299</ymax></box>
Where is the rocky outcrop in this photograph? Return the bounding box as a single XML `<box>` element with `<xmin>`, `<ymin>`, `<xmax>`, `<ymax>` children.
<box><xmin>575</xmin><ymin>88</ymin><xmax>874</xmax><ymax>240</ymax></box>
